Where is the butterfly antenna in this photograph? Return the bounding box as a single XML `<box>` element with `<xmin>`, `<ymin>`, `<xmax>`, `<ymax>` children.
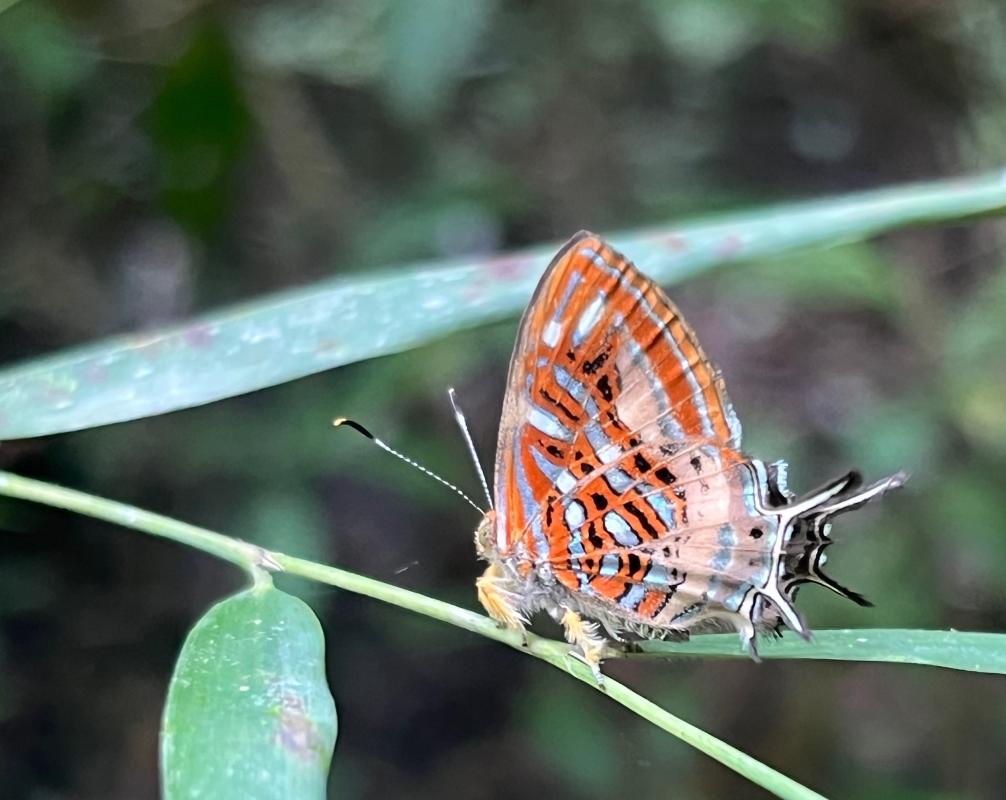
<box><xmin>332</xmin><ymin>417</ymin><xmax>486</xmax><ymax>515</ymax></box>
<box><xmin>448</xmin><ymin>387</ymin><xmax>494</xmax><ymax>510</ymax></box>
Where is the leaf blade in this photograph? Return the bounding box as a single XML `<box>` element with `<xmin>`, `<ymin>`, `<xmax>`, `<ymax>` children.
<box><xmin>2</xmin><ymin>171</ymin><xmax>1006</xmax><ymax>439</ymax></box>
<box><xmin>161</xmin><ymin>583</ymin><xmax>337</xmax><ymax>800</ymax></box>
<box><xmin>625</xmin><ymin>628</ymin><xmax>1006</xmax><ymax>674</ymax></box>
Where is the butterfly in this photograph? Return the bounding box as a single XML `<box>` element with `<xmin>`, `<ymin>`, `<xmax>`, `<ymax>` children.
<box><xmin>475</xmin><ymin>231</ymin><xmax>905</xmax><ymax>679</ymax></box>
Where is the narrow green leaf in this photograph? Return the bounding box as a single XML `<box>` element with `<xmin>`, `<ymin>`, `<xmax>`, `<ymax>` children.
<box><xmin>626</xmin><ymin>629</ymin><xmax>1006</xmax><ymax>674</ymax></box>
<box><xmin>1</xmin><ymin>171</ymin><xmax>1005</xmax><ymax>439</ymax></box>
<box><xmin>161</xmin><ymin>583</ymin><xmax>337</xmax><ymax>800</ymax></box>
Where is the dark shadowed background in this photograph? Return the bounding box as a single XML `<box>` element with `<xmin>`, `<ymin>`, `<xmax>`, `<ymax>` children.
<box><xmin>1</xmin><ymin>1</ymin><xmax>1006</xmax><ymax>798</ymax></box>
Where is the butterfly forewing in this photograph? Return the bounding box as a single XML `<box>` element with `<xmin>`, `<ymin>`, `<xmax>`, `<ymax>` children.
<box><xmin>493</xmin><ymin>231</ymin><xmax>763</xmax><ymax>628</ymax></box>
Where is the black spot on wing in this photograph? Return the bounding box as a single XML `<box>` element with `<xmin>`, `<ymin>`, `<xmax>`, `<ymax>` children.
<box><xmin>622</xmin><ymin>501</ymin><xmax>660</xmax><ymax>539</ymax></box>
<box><xmin>654</xmin><ymin>467</ymin><xmax>676</xmax><ymax>485</ymax></box>
<box><xmin>582</xmin><ymin>350</ymin><xmax>608</xmax><ymax>375</ymax></box>
<box><xmin>596</xmin><ymin>374</ymin><xmax>613</xmax><ymax>402</ymax></box>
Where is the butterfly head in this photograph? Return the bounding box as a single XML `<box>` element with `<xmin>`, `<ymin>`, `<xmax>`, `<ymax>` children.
<box><xmin>474</xmin><ymin>509</ymin><xmax>498</xmax><ymax>560</ymax></box>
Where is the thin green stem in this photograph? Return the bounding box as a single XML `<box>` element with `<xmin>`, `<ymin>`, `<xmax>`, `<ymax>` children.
<box><xmin>0</xmin><ymin>471</ymin><xmax>264</xmax><ymax>572</ymax></box>
<box><xmin>0</xmin><ymin>468</ymin><xmax>826</xmax><ymax>799</ymax></box>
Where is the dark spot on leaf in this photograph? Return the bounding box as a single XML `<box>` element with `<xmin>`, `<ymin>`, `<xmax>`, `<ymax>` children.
<box><xmin>276</xmin><ymin>693</ymin><xmax>324</xmax><ymax>762</ymax></box>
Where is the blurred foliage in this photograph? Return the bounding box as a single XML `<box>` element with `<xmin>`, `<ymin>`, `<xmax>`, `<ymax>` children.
<box><xmin>1</xmin><ymin>1</ymin><xmax>1006</xmax><ymax>799</ymax></box>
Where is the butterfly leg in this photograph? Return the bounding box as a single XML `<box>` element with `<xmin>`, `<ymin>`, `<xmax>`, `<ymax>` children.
<box><xmin>477</xmin><ymin>563</ymin><xmax>528</xmax><ymax>644</ymax></box>
<box><xmin>560</xmin><ymin>608</ymin><xmax>607</xmax><ymax>685</ymax></box>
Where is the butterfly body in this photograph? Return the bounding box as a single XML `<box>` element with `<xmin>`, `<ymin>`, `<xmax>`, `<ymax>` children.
<box><xmin>477</xmin><ymin>232</ymin><xmax>904</xmax><ymax>677</ymax></box>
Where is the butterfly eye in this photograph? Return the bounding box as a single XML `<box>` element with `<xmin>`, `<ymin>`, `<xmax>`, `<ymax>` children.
<box><xmin>474</xmin><ymin>512</ymin><xmax>496</xmax><ymax>558</ymax></box>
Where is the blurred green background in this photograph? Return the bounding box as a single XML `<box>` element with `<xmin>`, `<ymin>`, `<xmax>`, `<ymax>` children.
<box><xmin>2</xmin><ymin>1</ymin><xmax>1006</xmax><ymax>798</ymax></box>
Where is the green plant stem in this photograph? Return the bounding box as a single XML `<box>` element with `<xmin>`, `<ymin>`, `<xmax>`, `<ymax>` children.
<box><xmin>0</xmin><ymin>469</ymin><xmax>827</xmax><ymax>799</ymax></box>
<box><xmin>277</xmin><ymin>555</ymin><xmax>824</xmax><ymax>797</ymax></box>
<box><xmin>0</xmin><ymin>470</ymin><xmax>265</xmax><ymax>571</ymax></box>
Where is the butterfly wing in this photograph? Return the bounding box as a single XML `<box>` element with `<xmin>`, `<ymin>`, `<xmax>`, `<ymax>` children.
<box><xmin>493</xmin><ymin>232</ymin><xmax>741</xmax><ymax>555</ymax></box>
<box><xmin>492</xmin><ymin>231</ymin><xmax>895</xmax><ymax>646</ymax></box>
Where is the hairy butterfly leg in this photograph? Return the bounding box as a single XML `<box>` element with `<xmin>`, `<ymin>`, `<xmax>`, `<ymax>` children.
<box><xmin>477</xmin><ymin>563</ymin><xmax>529</xmax><ymax>643</ymax></box>
<box><xmin>560</xmin><ymin>608</ymin><xmax>607</xmax><ymax>684</ymax></box>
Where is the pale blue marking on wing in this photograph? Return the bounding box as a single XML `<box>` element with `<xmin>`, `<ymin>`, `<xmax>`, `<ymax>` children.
<box><xmin>641</xmin><ymin>484</ymin><xmax>676</xmax><ymax>531</ymax></box>
<box><xmin>605</xmin><ymin>467</ymin><xmax>634</xmax><ymax>494</ymax></box>
<box><xmin>555</xmin><ymin>469</ymin><xmax>577</xmax><ymax>494</ymax></box>
<box><xmin>586</xmin><ymin>422</ymin><xmax>622</xmax><ymax>464</ymax></box>
<box><xmin>717</xmin><ymin>523</ymin><xmax>737</xmax><ymax>547</ymax></box>
<box><xmin>553</xmin><ymin>364</ymin><xmax>599</xmax><ymax>417</ymax></box>
<box><xmin>711</xmin><ymin>524</ymin><xmax>735</xmax><ymax>571</ymax></box>
<box><xmin>619</xmin><ymin>584</ymin><xmax>647</xmax><ymax>611</ymax></box>
<box><xmin>600</xmin><ymin>554</ymin><xmax>620</xmax><ymax>577</ymax></box>
<box><xmin>643</xmin><ymin>562</ymin><xmax>673</xmax><ymax>587</ymax></box>
<box><xmin>527</xmin><ymin>403</ymin><xmax>573</xmax><ymax>442</ymax></box>
<box><xmin>572</xmin><ymin>291</ymin><xmax>605</xmax><ymax>347</ymax></box>
<box><xmin>564</xmin><ymin>501</ymin><xmax>587</xmax><ymax>562</ymax></box>
<box><xmin>542</xmin><ymin>271</ymin><xmax>583</xmax><ymax>347</ymax></box>
<box><xmin>604</xmin><ymin>510</ymin><xmax>641</xmax><ymax>547</ymax></box>
<box><xmin>739</xmin><ymin>466</ymin><xmax>759</xmax><ymax>516</ymax></box>
<box><xmin>530</xmin><ymin>445</ymin><xmax>563</xmax><ymax>484</ymax></box>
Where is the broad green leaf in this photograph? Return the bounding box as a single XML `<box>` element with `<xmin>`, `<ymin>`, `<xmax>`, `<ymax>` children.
<box><xmin>1</xmin><ymin>170</ymin><xmax>1005</xmax><ymax>439</ymax></box>
<box><xmin>630</xmin><ymin>629</ymin><xmax>1006</xmax><ymax>674</ymax></box>
<box><xmin>161</xmin><ymin>583</ymin><xmax>337</xmax><ymax>800</ymax></box>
